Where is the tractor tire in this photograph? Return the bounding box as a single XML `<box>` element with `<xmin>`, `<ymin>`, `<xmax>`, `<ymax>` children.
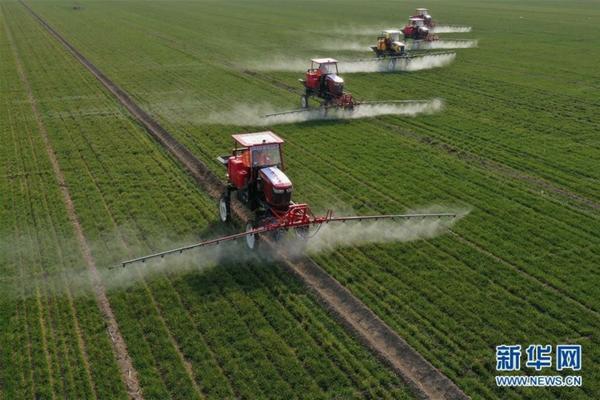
<box><xmin>219</xmin><ymin>193</ymin><xmax>231</xmax><ymax>223</ymax></box>
<box><xmin>245</xmin><ymin>221</ymin><xmax>259</xmax><ymax>251</ymax></box>
<box><xmin>293</xmin><ymin>226</ymin><xmax>310</xmax><ymax>254</ymax></box>
<box><xmin>295</xmin><ymin>226</ymin><xmax>309</xmax><ymax>240</ymax></box>
<box><xmin>300</xmin><ymin>95</ymin><xmax>308</xmax><ymax>109</ymax></box>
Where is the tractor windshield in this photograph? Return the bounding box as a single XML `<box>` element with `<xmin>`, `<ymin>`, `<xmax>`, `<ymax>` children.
<box><xmin>251</xmin><ymin>144</ymin><xmax>282</xmax><ymax>168</ymax></box>
<box><xmin>318</xmin><ymin>62</ymin><xmax>338</xmax><ymax>75</ymax></box>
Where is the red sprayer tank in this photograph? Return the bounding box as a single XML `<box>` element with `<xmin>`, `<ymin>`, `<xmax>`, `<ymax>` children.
<box><xmin>305</xmin><ymin>70</ymin><xmax>320</xmax><ymax>89</ymax></box>
<box><xmin>227</xmin><ymin>157</ymin><xmax>249</xmax><ymax>189</ymax></box>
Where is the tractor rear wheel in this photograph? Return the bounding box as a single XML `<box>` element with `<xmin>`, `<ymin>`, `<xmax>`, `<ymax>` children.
<box><xmin>245</xmin><ymin>221</ymin><xmax>259</xmax><ymax>250</ymax></box>
<box><xmin>300</xmin><ymin>95</ymin><xmax>308</xmax><ymax>109</ymax></box>
<box><xmin>219</xmin><ymin>193</ymin><xmax>230</xmax><ymax>223</ymax></box>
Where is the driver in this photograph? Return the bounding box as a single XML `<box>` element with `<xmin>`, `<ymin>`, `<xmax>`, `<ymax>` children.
<box><xmin>254</xmin><ymin>148</ymin><xmax>272</xmax><ymax>166</ymax></box>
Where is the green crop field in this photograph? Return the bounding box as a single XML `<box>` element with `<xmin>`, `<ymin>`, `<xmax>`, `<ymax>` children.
<box><xmin>1</xmin><ymin>0</ymin><xmax>598</xmax><ymax>399</ymax></box>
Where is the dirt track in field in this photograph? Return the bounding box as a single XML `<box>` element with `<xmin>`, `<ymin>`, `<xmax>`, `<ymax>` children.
<box><xmin>19</xmin><ymin>2</ymin><xmax>469</xmax><ymax>398</ymax></box>
<box><xmin>8</xmin><ymin>4</ymin><xmax>143</xmax><ymax>399</ymax></box>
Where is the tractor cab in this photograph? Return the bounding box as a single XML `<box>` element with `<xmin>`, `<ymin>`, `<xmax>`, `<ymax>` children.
<box><xmin>413</xmin><ymin>8</ymin><xmax>434</xmax><ymax>26</ymax></box>
<box><xmin>374</xmin><ymin>30</ymin><xmax>406</xmax><ymax>55</ymax></box>
<box><xmin>402</xmin><ymin>17</ymin><xmax>431</xmax><ymax>40</ymax></box>
<box><xmin>383</xmin><ymin>30</ymin><xmax>402</xmax><ymax>42</ymax></box>
<box><xmin>311</xmin><ymin>58</ymin><xmax>339</xmax><ymax>75</ymax></box>
<box><xmin>304</xmin><ymin>58</ymin><xmax>341</xmax><ymax>91</ymax></box>
<box><xmin>302</xmin><ymin>58</ymin><xmax>349</xmax><ymax>106</ymax></box>
<box><xmin>415</xmin><ymin>8</ymin><xmax>431</xmax><ymax>19</ymax></box>
<box><xmin>300</xmin><ymin>58</ymin><xmax>354</xmax><ymax>109</ymax></box>
<box><xmin>410</xmin><ymin>17</ymin><xmax>426</xmax><ymax>28</ymax></box>
<box><xmin>219</xmin><ymin>131</ymin><xmax>293</xmax><ymax>217</ymax></box>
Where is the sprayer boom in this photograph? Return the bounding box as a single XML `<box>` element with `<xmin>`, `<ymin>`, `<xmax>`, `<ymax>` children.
<box><xmin>263</xmin><ymin>108</ymin><xmax>312</xmax><ymax>118</ymax></box>
<box><xmin>118</xmin><ymin>211</ymin><xmax>455</xmax><ymax>268</ymax></box>
<box><xmin>262</xmin><ymin>99</ymin><xmax>431</xmax><ymax>119</ymax></box>
<box><xmin>357</xmin><ymin>50</ymin><xmax>455</xmax><ymax>63</ymax></box>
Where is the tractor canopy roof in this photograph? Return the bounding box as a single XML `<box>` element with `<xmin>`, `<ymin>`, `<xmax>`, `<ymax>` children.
<box><xmin>232</xmin><ymin>131</ymin><xmax>284</xmax><ymax>147</ymax></box>
<box><xmin>311</xmin><ymin>58</ymin><xmax>338</xmax><ymax>65</ymax></box>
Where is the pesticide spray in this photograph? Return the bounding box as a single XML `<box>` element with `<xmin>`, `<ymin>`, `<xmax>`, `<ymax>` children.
<box><xmin>321</xmin><ymin>26</ymin><xmax>383</xmax><ymax>36</ymax></box>
<box><xmin>269</xmin><ymin>206</ymin><xmax>470</xmax><ymax>258</ymax></box>
<box><xmin>205</xmin><ymin>98</ymin><xmax>443</xmax><ymax>126</ymax></box>
<box><xmin>323</xmin><ymin>40</ymin><xmax>476</xmax><ymax>52</ymax></box>
<box><xmin>320</xmin><ymin>40</ymin><xmax>373</xmax><ymax>51</ymax></box>
<box><xmin>0</xmin><ymin>228</ymin><xmax>257</xmax><ymax>298</ymax></box>
<box><xmin>320</xmin><ymin>25</ymin><xmax>471</xmax><ymax>35</ymax></box>
<box><xmin>341</xmin><ymin>53</ymin><xmax>456</xmax><ymax>73</ymax></box>
<box><xmin>304</xmin><ymin>207</ymin><xmax>469</xmax><ymax>253</ymax></box>
<box><xmin>409</xmin><ymin>40</ymin><xmax>478</xmax><ymax>50</ymax></box>
<box><xmin>248</xmin><ymin>53</ymin><xmax>455</xmax><ymax>73</ymax></box>
<box><xmin>432</xmin><ymin>26</ymin><xmax>472</xmax><ymax>33</ymax></box>
<box><xmin>1</xmin><ymin>206</ymin><xmax>468</xmax><ymax>297</ymax></box>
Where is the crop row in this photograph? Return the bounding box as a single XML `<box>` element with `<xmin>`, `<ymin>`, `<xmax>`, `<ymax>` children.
<box><xmin>0</xmin><ymin>5</ymin><xmax>128</xmax><ymax>399</ymax></box>
<box><xmin>12</xmin><ymin>1</ymin><xmax>600</xmax><ymax>398</ymax></box>
<box><xmin>2</xmin><ymin>3</ymin><xmax>414</xmax><ymax>399</ymax></box>
<box><xmin>19</xmin><ymin>2</ymin><xmax>600</xmax><ymax>399</ymax></box>
<box><xmin>30</xmin><ymin>0</ymin><xmax>600</xmax><ymax>206</ymax></box>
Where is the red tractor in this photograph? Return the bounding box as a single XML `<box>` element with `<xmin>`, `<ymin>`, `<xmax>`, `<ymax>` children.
<box><xmin>217</xmin><ymin>131</ymin><xmax>314</xmax><ymax>249</ymax></box>
<box><xmin>119</xmin><ymin>131</ymin><xmax>458</xmax><ymax>266</ymax></box>
<box><xmin>411</xmin><ymin>8</ymin><xmax>435</xmax><ymax>28</ymax></box>
<box><xmin>402</xmin><ymin>17</ymin><xmax>438</xmax><ymax>41</ymax></box>
<box><xmin>300</xmin><ymin>58</ymin><xmax>355</xmax><ymax>110</ymax></box>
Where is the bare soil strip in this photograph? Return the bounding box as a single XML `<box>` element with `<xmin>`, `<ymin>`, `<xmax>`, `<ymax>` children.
<box><xmin>18</xmin><ymin>2</ymin><xmax>469</xmax><ymax>398</ymax></box>
<box><xmin>10</xmin><ymin>4</ymin><xmax>143</xmax><ymax>398</ymax></box>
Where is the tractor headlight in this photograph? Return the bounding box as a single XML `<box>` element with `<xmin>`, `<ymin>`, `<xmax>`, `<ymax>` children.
<box><xmin>273</xmin><ymin>188</ymin><xmax>284</xmax><ymax>194</ymax></box>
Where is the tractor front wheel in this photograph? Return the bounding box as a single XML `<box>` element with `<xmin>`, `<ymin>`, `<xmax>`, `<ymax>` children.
<box><xmin>300</xmin><ymin>95</ymin><xmax>308</xmax><ymax>109</ymax></box>
<box><xmin>245</xmin><ymin>221</ymin><xmax>259</xmax><ymax>250</ymax></box>
<box><xmin>295</xmin><ymin>226</ymin><xmax>309</xmax><ymax>240</ymax></box>
<box><xmin>219</xmin><ymin>193</ymin><xmax>231</xmax><ymax>223</ymax></box>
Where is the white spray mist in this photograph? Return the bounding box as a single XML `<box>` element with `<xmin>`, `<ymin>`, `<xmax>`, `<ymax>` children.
<box><xmin>432</xmin><ymin>26</ymin><xmax>472</xmax><ymax>33</ymax></box>
<box><xmin>205</xmin><ymin>98</ymin><xmax>443</xmax><ymax>126</ymax></box>
<box><xmin>249</xmin><ymin>53</ymin><xmax>455</xmax><ymax>73</ymax></box>
<box><xmin>409</xmin><ymin>40</ymin><xmax>478</xmax><ymax>50</ymax></box>
<box><xmin>305</xmin><ymin>207</ymin><xmax>469</xmax><ymax>253</ymax></box>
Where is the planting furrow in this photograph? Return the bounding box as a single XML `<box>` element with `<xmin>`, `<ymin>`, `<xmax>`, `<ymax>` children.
<box><xmin>19</xmin><ymin>3</ymin><xmax>467</xmax><ymax>398</ymax></box>
<box><xmin>53</xmin><ymin>104</ymin><xmax>213</xmax><ymax>397</ymax></box>
<box><xmin>373</xmin><ymin>118</ymin><xmax>600</xmax><ymax>213</ymax></box>
<box><xmin>159</xmin><ymin>31</ymin><xmax>599</xmax><ymax>207</ymax></box>
<box><xmin>386</xmin><ymin>75</ymin><xmax>600</xmax><ymax>198</ymax></box>
<box><xmin>5</xmin><ymin>35</ymin><xmax>55</xmax><ymax>400</ymax></box>
<box><xmin>112</xmin><ymin>24</ymin><xmax>599</xmax><ymax>215</ymax></box>
<box><xmin>3</xmin><ymin>73</ymin><xmax>35</xmax><ymax>400</ymax></box>
<box><xmin>117</xmin><ymin>25</ymin><xmax>599</xmax><ymax>211</ymax></box>
<box><xmin>73</xmin><ymin>155</ymin><xmax>214</xmax><ymax>399</ymax></box>
<box><xmin>6</xmin><ymin>6</ymin><xmax>421</xmax><ymax>399</ymax></box>
<box><xmin>3</xmin><ymin>8</ymin><xmax>142</xmax><ymax>398</ymax></box>
<box><xmin>287</xmin><ymin>125</ymin><xmax>599</xmax><ymax>262</ymax></box>
<box><xmin>281</xmin><ymin>132</ymin><xmax>600</xmax><ymax>315</ymax></box>
<box><xmin>25</xmin><ymin>136</ymin><xmax>94</xmax><ymax>399</ymax></box>
<box><xmin>235</xmin><ymin>263</ymin><xmax>411</xmax><ymax>399</ymax></box>
<box><xmin>14</xmin><ymin>58</ymin><xmax>98</xmax><ymax>397</ymax></box>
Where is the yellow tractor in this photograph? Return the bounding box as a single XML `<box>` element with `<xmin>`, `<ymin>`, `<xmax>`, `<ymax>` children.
<box><xmin>371</xmin><ymin>30</ymin><xmax>407</xmax><ymax>58</ymax></box>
